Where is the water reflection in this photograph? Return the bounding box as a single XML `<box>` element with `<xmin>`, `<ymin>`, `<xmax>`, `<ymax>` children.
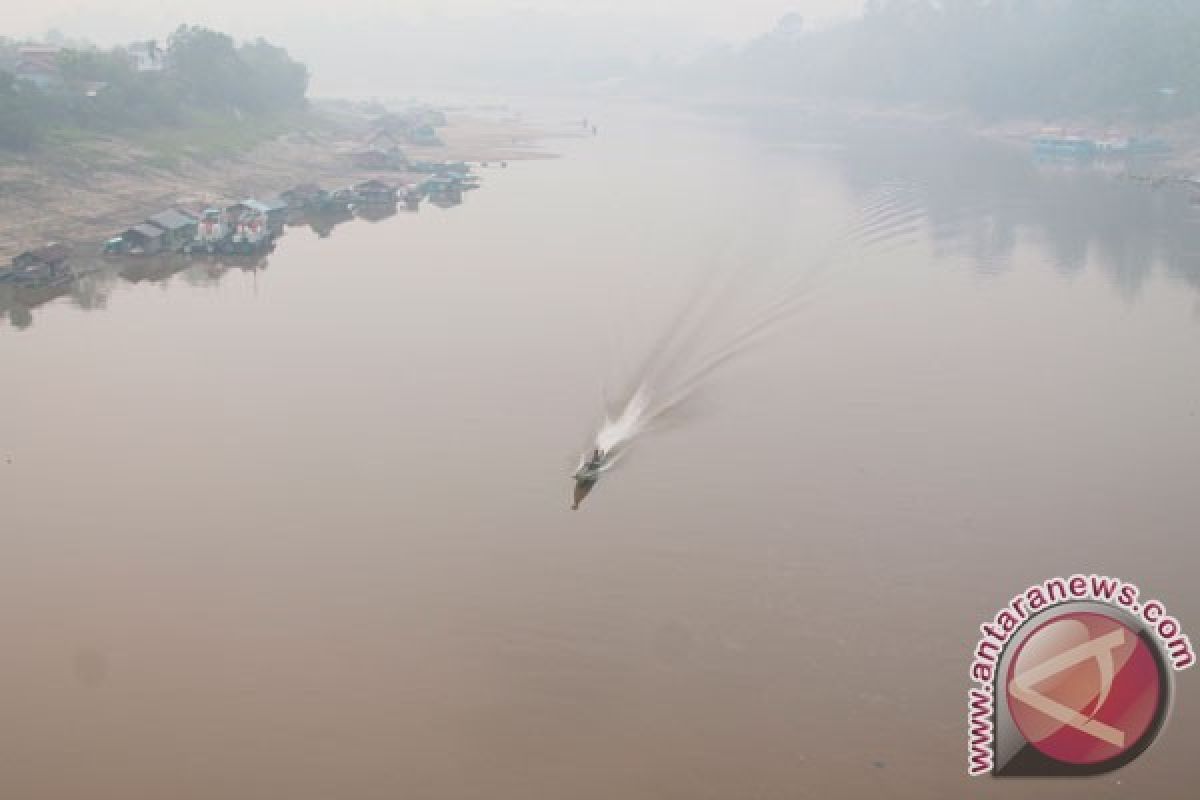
<box><xmin>354</xmin><ymin>202</ymin><xmax>398</xmax><ymax>223</ymax></box>
<box><xmin>119</xmin><ymin>252</ymin><xmax>197</xmax><ymax>284</ymax></box>
<box><xmin>1</xmin><ymin>181</ymin><xmax>468</xmax><ymax>329</ymax></box>
<box><xmin>739</xmin><ymin>105</ymin><xmax>1200</xmax><ymax>301</ymax></box>
<box><xmin>293</xmin><ymin>208</ymin><xmax>355</xmax><ymax>239</ymax></box>
<box><xmin>428</xmin><ymin>188</ymin><xmax>465</xmax><ymax>209</ymax></box>
<box><xmin>3</xmin><ymin>105</ymin><xmax>1199</xmax><ymax>800</ymax></box>
<box><xmin>822</xmin><ymin>125</ymin><xmax>1200</xmax><ymax>299</ymax></box>
<box><xmin>6</xmin><ymin>114</ymin><xmax>1199</xmax><ymax>331</ymax></box>
<box><xmin>1</xmin><ymin>250</ymin><xmax>273</xmax><ymax>330</ymax></box>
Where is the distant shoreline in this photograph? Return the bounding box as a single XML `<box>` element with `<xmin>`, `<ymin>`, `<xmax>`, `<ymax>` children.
<box><xmin>682</xmin><ymin>94</ymin><xmax>1200</xmax><ymax>176</ymax></box>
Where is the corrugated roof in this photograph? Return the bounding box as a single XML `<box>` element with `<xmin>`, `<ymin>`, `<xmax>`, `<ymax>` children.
<box><xmin>240</xmin><ymin>199</ymin><xmax>272</xmax><ymax>214</ymax></box>
<box><xmin>147</xmin><ymin>209</ymin><xmax>195</xmax><ymax>231</ymax></box>
<box><xmin>127</xmin><ymin>223</ymin><xmax>164</xmax><ymax>239</ymax></box>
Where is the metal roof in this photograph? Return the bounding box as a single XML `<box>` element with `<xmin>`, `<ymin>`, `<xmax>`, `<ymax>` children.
<box><xmin>126</xmin><ymin>223</ymin><xmax>164</xmax><ymax>239</ymax></box>
<box><xmin>147</xmin><ymin>209</ymin><xmax>195</xmax><ymax>231</ymax></box>
<box><xmin>240</xmin><ymin>199</ymin><xmax>273</xmax><ymax>214</ymax></box>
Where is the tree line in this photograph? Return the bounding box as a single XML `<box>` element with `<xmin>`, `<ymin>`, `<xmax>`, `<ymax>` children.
<box><xmin>673</xmin><ymin>1</ymin><xmax>1200</xmax><ymax>121</ymax></box>
<box><xmin>0</xmin><ymin>25</ymin><xmax>308</xmax><ymax>150</ymax></box>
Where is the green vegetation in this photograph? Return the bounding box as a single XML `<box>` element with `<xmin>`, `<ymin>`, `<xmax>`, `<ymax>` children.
<box><xmin>0</xmin><ymin>25</ymin><xmax>308</xmax><ymax>152</ymax></box>
<box><xmin>683</xmin><ymin>1</ymin><xmax>1200</xmax><ymax>120</ymax></box>
<box><xmin>129</xmin><ymin>108</ymin><xmax>316</xmax><ymax>167</ymax></box>
<box><xmin>0</xmin><ymin>69</ymin><xmax>40</xmax><ymax>149</ymax></box>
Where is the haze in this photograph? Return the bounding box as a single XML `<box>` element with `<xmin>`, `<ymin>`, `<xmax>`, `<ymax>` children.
<box><xmin>5</xmin><ymin>2</ymin><xmax>1200</xmax><ymax>798</ymax></box>
<box><xmin>10</xmin><ymin>0</ymin><xmax>862</xmax><ymax>40</ymax></box>
<box><xmin>8</xmin><ymin>1</ymin><xmax>863</xmax><ymax>93</ymax></box>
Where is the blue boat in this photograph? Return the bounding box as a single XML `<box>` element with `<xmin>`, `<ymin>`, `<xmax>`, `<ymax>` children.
<box><xmin>1032</xmin><ymin>133</ymin><xmax>1097</xmax><ymax>158</ymax></box>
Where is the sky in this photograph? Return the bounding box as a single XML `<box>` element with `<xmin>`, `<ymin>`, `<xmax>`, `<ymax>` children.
<box><xmin>4</xmin><ymin>0</ymin><xmax>866</xmax><ymax>94</ymax></box>
<box><xmin>7</xmin><ymin>0</ymin><xmax>865</xmax><ymax>44</ymax></box>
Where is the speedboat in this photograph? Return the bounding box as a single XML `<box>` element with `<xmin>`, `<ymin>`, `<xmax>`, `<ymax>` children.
<box><xmin>571</xmin><ymin>449</ymin><xmax>609</xmax><ymax>510</ymax></box>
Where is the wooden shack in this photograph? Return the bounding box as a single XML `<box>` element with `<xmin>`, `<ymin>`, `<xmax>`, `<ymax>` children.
<box><xmin>258</xmin><ymin>196</ymin><xmax>289</xmax><ymax>233</ymax></box>
<box><xmin>194</xmin><ymin>208</ymin><xmax>230</xmax><ymax>251</ymax></box>
<box><xmin>353</xmin><ymin>179</ymin><xmax>397</xmax><ymax>205</ymax></box>
<box><xmin>146</xmin><ymin>209</ymin><xmax>198</xmax><ymax>251</ymax></box>
<box><xmin>6</xmin><ymin>242</ymin><xmax>71</xmax><ymax>284</ymax></box>
<box><xmin>225</xmin><ymin>202</ymin><xmax>273</xmax><ymax>253</ymax></box>
<box><xmin>120</xmin><ymin>224</ymin><xmax>165</xmax><ymax>255</ymax></box>
<box><xmin>229</xmin><ymin>198</ymin><xmax>285</xmax><ymax>231</ymax></box>
<box><xmin>12</xmin><ymin>242</ymin><xmax>70</xmax><ymax>270</ymax></box>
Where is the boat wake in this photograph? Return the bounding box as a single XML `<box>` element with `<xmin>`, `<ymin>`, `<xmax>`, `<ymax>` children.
<box><xmin>575</xmin><ymin>183</ymin><xmax>925</xmax><ymax>497</ymax></box>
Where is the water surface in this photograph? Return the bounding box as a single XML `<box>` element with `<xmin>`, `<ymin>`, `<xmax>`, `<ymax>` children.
<box><xmin>3</xmin><ymin>103</ymin><xmax>1199</xmax><ymax>799</ymax></box>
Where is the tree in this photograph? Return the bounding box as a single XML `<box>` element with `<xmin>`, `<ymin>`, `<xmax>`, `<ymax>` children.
<box><xmin>0</xmin><ymin>26</ymin><xmax>310</xmax><ymax>151</ymax></box>
<box><xmin>0</xmin><ymin>70</ymin><xmax>41</xmax><ymax>149</ymax></box>
<box><xmin>238</xmin><ymin>38</ymin><xmax>309</xmax><ymax>110</ymax></box>
<box><xmin>166</xmin><ymin>26</ymin><xmax>309</xmax><ymax>112</ymax></box>
<box><xmin>167</xmin><ymin>25</ymin><xmax>244</xmax><ymax>108</ymax></box>
<box><xmin>690</xmin><ymin>0</ymin><xmax>1200</xmax><ymax>120</ymax></box>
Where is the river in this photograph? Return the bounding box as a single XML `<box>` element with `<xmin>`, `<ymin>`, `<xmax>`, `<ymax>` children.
<box><xmin>2</xmin><ymin>102</ymin><xmax>1198</xmax><ymax>799</ymax></box>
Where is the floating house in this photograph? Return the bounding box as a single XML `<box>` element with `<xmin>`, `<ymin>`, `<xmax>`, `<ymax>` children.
<box><xmin>12</xmin><ymin>242</ymin><xmax>70</xmax><ymax>269</ymax></box>
<box><xmin>280</xmin><ymin>183</ymin><xmax>327</xmax><ymax>210</ymax></box>
<box><xmin>226</xmin><ymin>202</ymin><xmax>273</xmax><ymax>253</ymax></box>
<box><xmin>257</xmin><ymin>196</ymin><xmax>289</xmax><ymax>233</ymax></box>
<box><xmin>120</xmin><ymin>223</ymin><xmax>166</xmax><ymax>255</ymax></box>
<box><xmin>146</xmin><ymin>209</ymin><xmax>198</xmax><ymax>251</ymax></box>
<box><xmin>353</xmin><ymin>179</ymin><xmax>397</xmax><ymax>204</ymax></box>
<box><xmin>420</xmin><ymin>174</ymin><xmax>462</xmax><ymax>195</ymax></box>
<box><xmin>1032</xmin><ymin>130</ymin><xmax>1171</xmax><ymax>160</ymax></box>
<box><xmin>194</xmin><ymin>208</ymin><xmax>231</xmax><ymax>252</ymax></box>
<box><xmin>4</xmin><ymin>242</ymin><xmax>71</xmax><ymax>285</ymax></box>
<box><xmin>230</xmin><ymin>198</ymin><xmax>286</xmax><ymax>229</ymax></box>
<box><xmin>1032</xmin><ymin>132</ymin><xmax>1097</xmax><ymax>158</ymax></box>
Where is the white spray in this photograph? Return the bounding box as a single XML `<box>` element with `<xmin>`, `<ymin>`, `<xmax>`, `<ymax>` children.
<box><xmin>576</xmin><ymin>182</ymin><xmax>925</xmax><ymax>491</ymax></box>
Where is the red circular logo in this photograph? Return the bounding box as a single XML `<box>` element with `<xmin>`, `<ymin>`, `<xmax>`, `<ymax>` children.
<box><xmin>1006</xmin><ymin>612</ymin><xmax>1163</xmax><ymax>765</ymax></box>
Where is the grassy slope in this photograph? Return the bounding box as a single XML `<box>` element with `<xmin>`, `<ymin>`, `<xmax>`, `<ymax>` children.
<box><xmin>1</xmin><ymin>107</ymin><xmax>335</xmax><ymax>174</ymax></box>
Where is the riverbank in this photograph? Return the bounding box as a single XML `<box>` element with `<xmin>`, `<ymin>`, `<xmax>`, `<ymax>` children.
<box><xmin>683</xmin><ymin>93</ymin><xmax>1200</xmax><ymax>176</ymax></box>
<box><xmin>0</xmin><ymin>102</ymin><xmax>552</xmax><ymax>263</ymax></box>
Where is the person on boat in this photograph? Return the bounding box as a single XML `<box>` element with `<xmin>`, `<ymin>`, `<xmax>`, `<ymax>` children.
<box><xmin>572</xmin><ymin>448</ymin><xmax>606</xmax><ymax>510</ymax></box>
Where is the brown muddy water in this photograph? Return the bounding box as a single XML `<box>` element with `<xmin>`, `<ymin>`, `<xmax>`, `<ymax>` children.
<box><xmin>2</xmin><ymin>104</ymin><xmax>1199</xmax><ymax>799</ymax></box>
